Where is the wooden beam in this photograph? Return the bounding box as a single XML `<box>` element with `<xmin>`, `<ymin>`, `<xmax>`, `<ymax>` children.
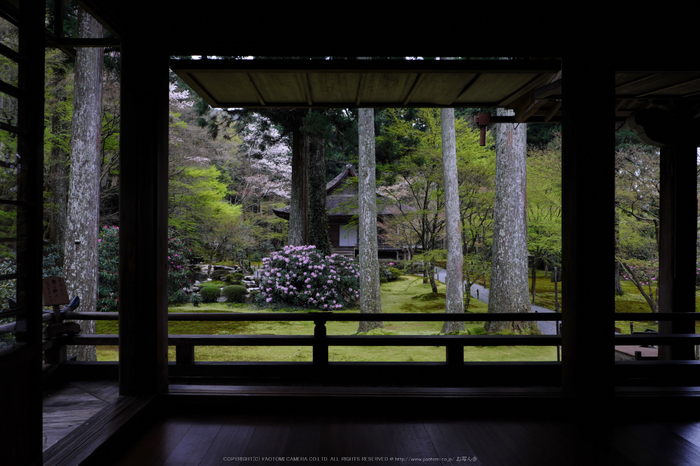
<box><xmin>244</xmin><ymin>73</ymin><xmax>266</xmax><ymax>106</ymax></box>
<box><xmin>658</xmin><ymin>103</ymin><xmax>698</xmax><ymax>362</ymax></box>
<box><xmin>531</xmin><ymin>76</ymin><xmax>562</xmax><ymax>100</ymax></box>
<box><xmin>638</xmin><ymin>76</ymin><xmax>700</xmax><ymax>98</ymax></box>
<box><xmin>514</xmin><ymin>72</ymin><xmax>561</xmax><ymax>123</ymax></box>
<box><xmin>497</xmin><ymin>74</ymin><xmax>548</xmax><ymax>108</ymax></box>
<box><xmin>296</xmin><ymin>73</ymin><xmax>313</xmax><ymax>106</ymax></box>
<box><xmin>450</xmin><ymin>73</ymin><xmax>481</xmax><ymax>104</ymax></box>
<box><xmin>355</xmin><ymin>73</ymin><xmax>367</xmax><ymax>106</ymax></box>
<box><xmin>119</xmin><ymin>37</ymin><xmax>169</xmax><ymax>397</ymax></box>
<box><xmin>170</xmin><ymin>58</ymin><xmax>562</xmax><ymax>74</ymax></box>
<box><xmin>46</xmin><ymin>34</ymin><xmax>121</xmax><ymax>48</ymax></box>
<box><xmin>402</xmin><ymin>73</ymin><xmax>425</xmax><ymax>106</ymax></box>
<box><xmin>544</xmin><ymin>101</ymin><xmax>561</xmax><ymax>122</ymax></box>
<box><xmin>615</xmin><ymin>73</ymin><xmax>658</xmax><ymax>92</ymax></box>
<box><xmin>561</xmin><ymin>54</ymin><xmax>615</xmax><ymax>412</ymax></box>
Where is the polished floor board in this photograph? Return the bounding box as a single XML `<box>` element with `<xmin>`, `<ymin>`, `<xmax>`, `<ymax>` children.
<box><xmin>110</xmin><ymin>412</ymin><xmax>700</xmax><ymax>466</ymax></box>
<box><xmin>42</xmin><ymin>379</ymin><xmax>120</xmax><ymax>451</ymax></box>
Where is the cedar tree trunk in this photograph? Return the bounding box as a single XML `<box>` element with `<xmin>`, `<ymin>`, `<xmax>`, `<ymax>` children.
<box><xmin>63</xmin><ymin>8</ymin><xmax>103</xmax><ymax>360</ymax></box>
<box><xmin>440</xmin><ymin>108</ymin><xmax>464</xmax><ymax>333</ymax></box>
<box><xmin>289</xmin><ymin>111</ymin><xmax>308</xmax><ymax>246</ymax></box>
<box><xmin>486</xmin><ymin>108</ymin><xmax>535</xmax><ymax>334</ymax></box>
<box><xmin>308</xmin><ymin>135</ymin><xmax>331</xmax><ymax>256</ymax></box>
<box><xmin>357</xmin><ymin>108</ymin><xmax>383</xmax><ymax>332</ymax></box>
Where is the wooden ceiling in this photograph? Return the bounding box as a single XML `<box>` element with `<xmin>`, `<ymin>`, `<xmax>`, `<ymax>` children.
<box><xmin>77</xmin><ymin>1</ymin><xmax>700</xmax><ymax>124</ymax></box>
<box><xmin>170</xmin><ymin>59</ymin><xmax>700</xmax><ymax>123</ymax></box>
<box><xmin>171</xmin><ymin>58</ymin><xmax>562</xmax><ymax>121</ymax></box>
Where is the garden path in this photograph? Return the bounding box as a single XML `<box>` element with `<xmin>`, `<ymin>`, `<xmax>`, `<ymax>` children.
<box><xmin>433</xmin><ymin>267</ymin><xmax>559</xmax><ymax>335</ymax></box>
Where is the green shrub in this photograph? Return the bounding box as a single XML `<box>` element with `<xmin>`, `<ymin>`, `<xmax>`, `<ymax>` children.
<box><xmin>257</xmin><ymin>245</ymin><xmax>360</xmax><ymax>310</ymax></box>
<box><xmin>200</xmin><ymin>285</ymin><xmax>221</xmax><ymax>303</ymax></box>
<box><xmin>211</xmin><ymin>269</ymin><xmax>229</xmax><ymax>281</ymax></box>
<box><xmin>389</xmin><ymin>267</ymin><xmax>403</xmax><ymax>280</ymax></box>
<box><xmin>97</xmin><ymin>226</ymin><xmax>120</xmax><ymax>312</ymax></box>
<box><xmin>97</xmin><ymin>226</ymin><xmax>194</xmax><ymax>311</ymax></box>
<box><xmin>222</xmin><ymin>285</ymin><xmax>248</xmax><ymax>303</ymax></box>
<box><xmin>233</xmin><ymin>272</ymin><xmax>245</xmax><ymax>282</ymax></box>
<box><xmin>191</xmin><ymin>293</ymin><xmax>202</xmax><ymax>307</ymax></box>
<box><xmin>224</xmin><ymin>274</ymin><xmax>236</xmax><ymax>283</ymax></box>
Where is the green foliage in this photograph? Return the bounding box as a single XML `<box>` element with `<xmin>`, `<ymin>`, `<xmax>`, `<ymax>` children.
<box><xmin>42</xmin><ymin>244</ymin><xmax>63</xmax><ymax>278</ymax></box>
<box><xmin>0</xmin><ymin>260</ymin><xmax>16</xmax><ymax>317</ymax></box>
<box><xmin>167</xmin><ymin>233</ymin><xmax>194</xmax><ymax>303</ymax></box>
<box><xmin>97</xmin><ymin>226</ymin><xmax>194</xmax><ymax>311</ymax></box>
<box><xmin>379</xmin><ymin>264</ymin><xmax>402</xmax><ymax>283</ymax></box>
<box><xmin>97</xmin><ymin>226</ymin><xmax>120</xmax><ymax>312</ymax></box>
<box><xmin>224</xmin><ymin>274</ymin><xmax>236</xmax><ymax>283</ymax></box>
<box><xmin>378</xmin><ymin>108</ymin><xmax>495</xmax><ymax>259</ymax></box>
<box><xmin>200</xmin><ymin>285</ymin><xmax>221</xmax><ymax>303</ymax></box>
<box><xmin>233</xmin><ymin>272</ymin><xmax>245</xmax><ymax>282</ymax></box>
<box><xmin>257</xmin><ymin>245</ymin><xmax>360</xmax><ymax>310</ymax></box>
<box><xmin>211</xmin><ymin>269</ymin><xmax>229</xmax><ymax>281</ymax></box>
<box><xmin>222</xmin><ymin>285</ymin><xmax>248</xmax><ymax>303</ymax></box>
<box><xmin>527</xmin><ymin>131</ymin><xmax>562</xmax><ymax>266</ymax></box>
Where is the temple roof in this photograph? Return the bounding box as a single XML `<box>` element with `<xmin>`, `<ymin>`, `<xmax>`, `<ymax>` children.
<box><xmin>272</xmin><ymin>165</ymin><xmax>398</xmax><ymax>220</ymax></box>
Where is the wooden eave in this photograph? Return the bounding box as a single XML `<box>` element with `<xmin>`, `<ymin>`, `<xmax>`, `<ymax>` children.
<box><xmin>170</xmin><ymin>59</ymin><xmax>563</xmax><ymax>115</ymax></box>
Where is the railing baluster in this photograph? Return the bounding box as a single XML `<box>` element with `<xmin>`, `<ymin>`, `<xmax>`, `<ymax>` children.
<box><xmin>313</xmin><ymin>319</ymin><xmax>328</xmax><ymax>366</ymax></box>
<box><xmin>176</xmin><ymin>343</ymin><xmax>194</xmax><ymax>365</ymax></box>
<box><xmin>446</xmin><ymin>343</ymin><xmax>464</xmax><ymax>366</ymax></box>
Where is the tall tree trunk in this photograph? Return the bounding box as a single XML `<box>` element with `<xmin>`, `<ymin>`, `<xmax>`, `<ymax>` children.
<box><xmin>308</xmin><ymin>132</ymin><xmax>331</xmax><ymax>256</ymax></box>
<box><xmin>614</xmin><ymin>210</ymin><xmax>624</xmax><ymax>295</ymax></box>
<box><xmin>357</xmin><ymin>108</ymin><xmax>383</xmax><ymax>332</ymax></box>
<box><xmin>486</xmin><ymin>108</ymin><xmax>535</xmax><ymax>334</ymax></box>
<box><xmin>63</xmin><ymin>8</ymin><xmax>103</xmax><ymax>361</ymax></box>
<box><xmin>428</xmin><ymin>260</ymin><xmax>438</xmax><ymax>294</ymax></box>
<box><xmin>440</xmin><ymin>108</ymin><xmax>464</xmax><ymax>333</ymax></box>
<box><xmin>289</xmin><ymin>110</ymin><xmax>308</xmax><ymax>246</ymax></box>
<box><xmin>48</xmin><ymin>114</ymin><xmax>69</xmax><ymax>250</ymax></box>
<box><xmin>620</xmin><ymin>261</ymin><xmax>658</xmax><ymax>313</ymax></box>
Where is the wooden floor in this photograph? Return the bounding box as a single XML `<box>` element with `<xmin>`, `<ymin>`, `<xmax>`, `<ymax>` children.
<box><xmin>41</xmin><ymin>381</ymin><xmax>700</xmax><ymax>465</ymax></box>
<box><xmin>109</xmin><ymin>409</ymin><xmax>700</xmax><ymax>466</ymax></box>
<box><xmin>42</xmin><ymin>379</ymin><xmax>120</xmax><ymax>451</ymax></box>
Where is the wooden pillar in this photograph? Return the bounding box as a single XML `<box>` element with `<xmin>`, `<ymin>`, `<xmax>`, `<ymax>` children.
<box><xmin>560</xmin><ymin>56</ymin><xmax>615</xmax><ymax>409</ymax></box>
<box><xmin>119</xmin><ymin>37</ymin><xmax>169</xmax><ymax>396</ymax></box>
<box><xmin>658</xmin><ymin>105</ymin><xmax>697</xmax><ymax>360</ymax></box>
<box><xmin>0</xmin><ymin>3</ymin><xmax>47</xmax><ymax>463</ymax></box>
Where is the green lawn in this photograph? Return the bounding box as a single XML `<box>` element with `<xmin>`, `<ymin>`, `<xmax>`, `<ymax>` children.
<box><xmin>96</xmin><ymin>276</ymin><xmax>557</xmax><ymax>363</ymax></box>
<box><xmin>95</xmin><ymin>271</ymin><xmax>700</xmax><ymax>362</ymax></box>
<box><xmin>528</xmin><ymin>269</ymin><xmax>700</xmax><ymax>334</ymax></box>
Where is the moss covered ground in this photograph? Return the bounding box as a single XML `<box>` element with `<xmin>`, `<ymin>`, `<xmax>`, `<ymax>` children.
<box><xmin>527</xmin><ymin>269</ymin><xmax>700</xmax><ymax>334</ymax></box>
<box><xmin>97</xmin><ymin>271</ymin><xmax>698</xmax><ymax>362</ymax></box>
<box><xmin>96</xmin><ymin>276</ymin><xmax>556</xmax><ymax>363</ymax></box>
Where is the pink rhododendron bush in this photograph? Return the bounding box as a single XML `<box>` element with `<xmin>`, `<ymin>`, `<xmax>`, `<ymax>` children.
<box><xmin>256</xmin><ymin>245</ymin><xmax>360</xmax><ymax>310</ymax></box>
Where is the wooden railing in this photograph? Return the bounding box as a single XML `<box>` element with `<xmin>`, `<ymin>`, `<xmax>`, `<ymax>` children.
<box><xmin>35</xmin><ymin>311</ymin><xmax>699</xmax><ymax>365</ymax></box>
<box><xmin>43</xmin><ymin>311</ymin><xmax>563</xmax><ymax>366</ymax></box>
<box><xmin>12</xmin><ymin>309</ymin><xmax>695</xmax><ymax>387</ymax></box>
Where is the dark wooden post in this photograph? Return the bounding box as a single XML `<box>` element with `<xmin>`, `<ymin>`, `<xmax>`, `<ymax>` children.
<box><xmin>446</xmin><ymin>341</ymin><xmax>464</xmax><ymax>367</ymax></box>
<box><xmin>176</xmin><ymin>343</ymin><xmax>195</xmax><ymax>365</ymax></box>
<box><xmin>313</xmin><ymin>319</ymin><xmax>328</xmax><ymax>365</ymax></box>
<box><xmin>658</xmin><ymin>105</ymin><xmax>697</xmax><ymax>360</ymax></box>
<box><xmin>560</xmin><ymin>55</ymin><xmax>615</xmax><ymax>411</ymax></box>
<box><xmin>0</xmin><ymin>2</ymin><xmax>47</xmax><ymax>463</ymax></box>
<box><xmin>118</xmin><ymin>36</ymin><xmax>170</xmax><ymax>396</ymax></box>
